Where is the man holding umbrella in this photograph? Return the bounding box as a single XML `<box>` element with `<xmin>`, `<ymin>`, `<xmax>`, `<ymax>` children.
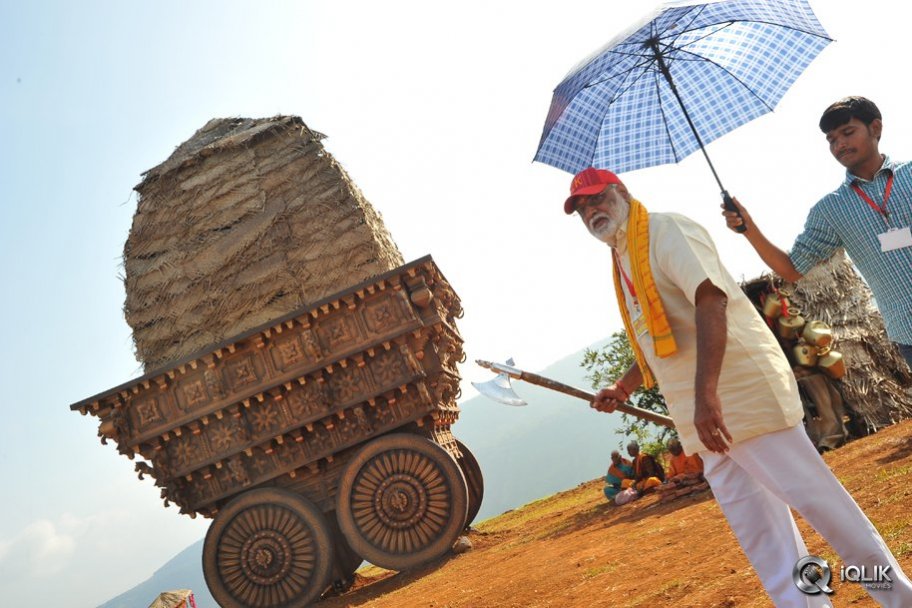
<box><xmin>565</xmin><ymin>166</ymin><xmax>912</xmax><ymax>606</ymax></box>
<box><xmin>723</xmin><ymin>96</ymin><xmax>912</xmax><ymax>366</ymax></box>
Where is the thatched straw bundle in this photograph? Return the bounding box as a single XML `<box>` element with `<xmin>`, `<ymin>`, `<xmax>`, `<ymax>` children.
<box><xmin>125</xmin><ymin>116</ymin><xmax>404</xmax><ymax>370</ymax></box>
<box><xmin>743</xmin><ymin>252</ymin><xmax>912</xmax><ymax>435</ymax></box>
<box><xmin>784</xmin><ymin>252</ymin><xmax>912</xmax><ymax>431</ymax></box>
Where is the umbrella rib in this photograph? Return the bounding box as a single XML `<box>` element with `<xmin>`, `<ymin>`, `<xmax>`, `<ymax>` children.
<box><xmin>652</xmin><ymin>68</ymin><xmax>682</xmax><ymax>164</ymax></box>
<box><xmin>719</xmin><ymin>21</ymin><xmax>834</xmax><ymax>41</ymax></box>
<box><xmin>588</xmin><ymin>64</ymin><xmax>656</xmax><ymax>109</ymax></box>
<box><xmin>591</xmin><ymin>7</ymin><xmax>715</xmax><ymax>90</ymax></box>
<box><xmin>581</xmin><ymin>52</ymin><xmax>655</xmax><ymax>93</ymax></box>
<box><xmin>660</xmin><ymin>4</ymin><xmax>707</xmax><ymax>42</ymax></box>
<box><xmin>656</xmin><ymin>14</ymin><xmax>834</xmax><ymax>114</ymax></box>
<box><xmin>663</xmin><ymin>22</ymin><xmax>733</xmax><ymax>52</ymax></box>
<box><xmin>657</xmin><ymin>3</ymin><xmax>831</xmax><ymax>48</ymax></box>
<box><xmin>664</xmin><ymin>46</ymin><xmax>778</xmax><ymax>113</ymax></box>
<box><xmin>582</xmin><ymin>8</ymin><xmax>832</xmax><ymax>97</ymax></box>
<box><xmin>662</xmin><ymin>19</ymin><xmax>833</xmax><ymax>51</ymax></box>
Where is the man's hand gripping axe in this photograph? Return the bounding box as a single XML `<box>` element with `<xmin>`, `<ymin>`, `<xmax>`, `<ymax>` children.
<box><xmin>472</xmin><ymin>359</ymin><xmax>675</xmax><ymax>429</ymax></box>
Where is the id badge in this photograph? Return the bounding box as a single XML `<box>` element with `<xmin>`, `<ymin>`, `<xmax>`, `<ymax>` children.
<box><xmin>878</xmin><ymin>226</ymin><xmax>912</xmax><ymax>252</ymax></box>
<box><xmin>632</xmin><ymin>311</ymin><xmax>649</xmax><ymax>337</ymax></box>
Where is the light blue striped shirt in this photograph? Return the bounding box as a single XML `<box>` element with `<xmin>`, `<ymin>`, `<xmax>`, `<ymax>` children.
<box><xmin>790</xmin><ymin>155</ymin><xmax>912</xmax><ymax>345</ymax></box>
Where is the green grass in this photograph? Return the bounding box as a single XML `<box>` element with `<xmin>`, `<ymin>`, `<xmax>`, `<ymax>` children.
<box><xmin>877</xmin><ymin>518</ymin><xmax>911</xmax><ymax>541</ymax></box>
<box><xmin>656</xmin><ymin>578</ymin><xmax>689</xmax><ymax>595</ymax></box>
<box><xmin>583</xmin><ymin>561</ymin><xmax>621</xmax><ymax>579</ymax></box>
<box><xmin>875</xmin><ymin>463</ymin><xmax>912</xmax><ymax>482</ymax></box>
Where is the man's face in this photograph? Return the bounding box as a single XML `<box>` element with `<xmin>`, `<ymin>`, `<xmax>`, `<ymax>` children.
<box><xmin>611</xmin><ymin>451</ymin><xmax>621</xmax><ymax>465</ymax></box>
<box><xmin>826</xmin><ymin>117</ymin><xmax>882</xmax><ymax>171</ymax></box>
<box><xmin>576</xmin><ymin>185</ymin><xmax>629</xmax><ymax>245</ymax></box>
<box><xmin>626</xmin><ymin>444</ymin><xmax>638</xmax><ymax>458</ymax></box>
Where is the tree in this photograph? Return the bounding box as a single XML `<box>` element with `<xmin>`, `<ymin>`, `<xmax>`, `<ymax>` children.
<box><xmin>581</xmin><ymin>330</ymin><xmax>675</xmax><ymax>457</ymax></box>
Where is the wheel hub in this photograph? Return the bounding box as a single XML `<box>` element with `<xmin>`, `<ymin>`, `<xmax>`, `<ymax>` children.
<box><xmin>240</xmin><ymin>530</ymin><xmax>292</xmax><ymax>586</ymax></box>
<box><xmin>375</xmin><ymin>473</ymin><xmax>428</xmax><ymax>527</ymax></box>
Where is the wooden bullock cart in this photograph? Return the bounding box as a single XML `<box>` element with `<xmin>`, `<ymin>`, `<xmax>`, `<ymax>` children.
<box><xmin>71</xmin><ymin>256</ymin><xmax>484</xmax><ymax>607</ymax></box>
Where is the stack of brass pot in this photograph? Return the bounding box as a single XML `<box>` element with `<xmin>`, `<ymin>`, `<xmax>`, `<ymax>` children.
<box><xmin>763</xmin><ymin>289</ymin><xmax>846</xmax><ymax>379</ymax></box>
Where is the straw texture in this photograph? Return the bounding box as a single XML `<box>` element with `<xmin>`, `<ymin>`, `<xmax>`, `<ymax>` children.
<box><xmin>784</xmin><ymin>252</ymin><xmax>912</xmax><ymax>431</ymax></box>
<box><xmin>742</xmin><ymin>252</ymin><xmax>912</xmax><ymax>434</ymax></box>
<box><xmin>125</xmin><ymin>116</ymin><xmax>404</xmax><ymax>370</ymax></box>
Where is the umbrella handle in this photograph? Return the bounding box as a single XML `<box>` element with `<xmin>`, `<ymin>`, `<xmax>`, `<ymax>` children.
<box><xmin>722</xmin><ymin>190</ymin><xmax>747</xmax><ymax>234</ymax></box>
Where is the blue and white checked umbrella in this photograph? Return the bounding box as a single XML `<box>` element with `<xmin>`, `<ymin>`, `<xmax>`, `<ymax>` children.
<box><xmin>535</xmin><ymin>0</ymin><xmax>831</xmax><ymax>194</ymax></box>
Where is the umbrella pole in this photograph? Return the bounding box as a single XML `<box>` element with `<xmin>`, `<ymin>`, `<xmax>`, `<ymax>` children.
<box><xmin>647</xmin><ymin>39</ymin><xmax>746</xmax><ymax>232</ymax></box>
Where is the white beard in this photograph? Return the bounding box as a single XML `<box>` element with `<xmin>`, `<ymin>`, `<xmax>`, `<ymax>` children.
<box><xmin>586</xmin><ymin>204</ymin><xmax>629</xmax><ymax>246</ymax></box>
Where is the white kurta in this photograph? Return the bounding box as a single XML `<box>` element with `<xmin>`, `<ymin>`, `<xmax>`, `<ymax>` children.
<box><xmin>614</xmin><ymin>212</ymin><xmax>803</xmax><ymax>455</ymax></box>
<box><xmin>612</xmin><ymin>211</ymin><xmax>912</xmax><ymax>607</ymax></box>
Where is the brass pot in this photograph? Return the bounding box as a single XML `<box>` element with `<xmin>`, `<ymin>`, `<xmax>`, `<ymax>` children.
<box><xmin>817</xmin><ymin>348</ymin><xmax>846</xmax><ymax>380</ymax></box>
<box><xmin>762</xmin><ymin>293</ymin><xmax>788</xmax><ymax>319</ymax></box>
<box><xmin>802</xmin><ymin>320</ymin><xmax>833</xmax><ymax>348</ymax></box>
<box><xmin>793</xmin><ymin>342</ymin><xmax>819</xmax><ymax>367</ymax></box>
<box><xmin>777</xmin><ymin>308</ymin><xmax>806</xmax><ymax>340</ymax></box>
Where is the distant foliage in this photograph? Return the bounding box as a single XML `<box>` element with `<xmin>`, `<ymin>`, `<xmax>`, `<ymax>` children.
<box><xmin>581</xmin><ymin>330</ymin><xmax>675</xmax><ymax>457</ymax></box>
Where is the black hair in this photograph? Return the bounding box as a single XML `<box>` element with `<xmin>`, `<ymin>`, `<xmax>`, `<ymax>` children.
<box><xmin>819</xmin><ymin>96</ymin><xmax>882</xmax><ymax>133</ymax></box>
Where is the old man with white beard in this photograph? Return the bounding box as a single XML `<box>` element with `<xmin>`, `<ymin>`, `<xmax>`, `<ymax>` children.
<box><xmin>565</xmin><ymin>167</ymin><xmax>912</xmax><ymax>607</ymax></box>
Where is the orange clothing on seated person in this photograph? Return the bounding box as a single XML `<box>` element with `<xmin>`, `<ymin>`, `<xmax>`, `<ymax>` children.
<box><xmin>631</xmin><ymin>452</ymin><xmax>665</xmax><ymax>492</ymax></box>
<box><xmin>633</xmin><ymin>452</ymin><xmax>665</xmax><ymax>483</ymax></box>
<box><xmin>634</xmin><ymin>476</ymin><xmax>662</xmax><ymax>492</ymax></box>
<box><xmin>668</xmin><ymin>451</ymin><xmax>704</xmax><ymax>478</ymax></box>
<box><xmin>608</xmin><ymin>458</ymin><xmax>632</xmax><ymax>482</ymax></box>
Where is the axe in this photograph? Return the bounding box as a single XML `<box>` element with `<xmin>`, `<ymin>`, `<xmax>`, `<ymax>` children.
<box><xmin>472</xmin><ymin>359</ymin><xmax>675</xmax><ymax>429</ymax></box>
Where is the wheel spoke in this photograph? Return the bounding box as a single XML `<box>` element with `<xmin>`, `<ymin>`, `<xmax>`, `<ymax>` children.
<box><xmin>205</xmin><ymin>489</ymin><xmax>333</xmax><ymax>608</ymax></box>
<box><xmin>337</xmin><ymin>434</ymin><xmax>468</xmax><ymax>571</ymax></box>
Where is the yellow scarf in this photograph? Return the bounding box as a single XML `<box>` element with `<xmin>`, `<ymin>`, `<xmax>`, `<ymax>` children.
<box><xmin>612</xmin><ymin>198</ymin><xmax>677</xmax><ymax>389</ymax></box>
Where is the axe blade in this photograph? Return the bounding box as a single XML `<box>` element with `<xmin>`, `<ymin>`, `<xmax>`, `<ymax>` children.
<box><xmin>472</xmin><ymin>359</ymin><xmax>527</xmax><ymax>406</ymax></box>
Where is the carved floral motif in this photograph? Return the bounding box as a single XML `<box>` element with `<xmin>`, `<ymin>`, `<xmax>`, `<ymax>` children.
<box><xmin>135</xmin><ymin>397</ymin><xmax>162</xmax><ymax>428</ymax></box>
<box><xmin>249</xmin><ymin>402</ymin><xmax>283</xmax><ymax>436</ymax></box>
<box><xmin>285</xmin><ymin>381</ymin><xmax>327</xmax><ymax>419</ymax></box>
<box><xmin>332</xmin><ymin>367</ymin><xmax>369</xmax><ymax>404</ymax></box>
<box><xmin>226</xmin><ymin>356</ymin><xmax>259</xmax><ymax>390</ymax></box>
<box><xmin>178</xmin><ymin>378</ymin><xmax>209</xmax><ymax>411</ymax></box>
<box><xmin>371</xmin><ymin>350</ymin><xmax>407</xmax><ymax>387</ymax></box>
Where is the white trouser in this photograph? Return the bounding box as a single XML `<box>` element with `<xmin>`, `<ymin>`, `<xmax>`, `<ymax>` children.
<box><xmin>702</xmin><ymin>425</ymin><xmax>912</xmax><ymax>608</ymax></box>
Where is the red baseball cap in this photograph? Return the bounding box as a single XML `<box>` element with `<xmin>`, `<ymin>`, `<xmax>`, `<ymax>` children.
<box><xmin>563</xmin><ymin>167</ymin><xmax>623</xmax><ymax>214</ymax></box>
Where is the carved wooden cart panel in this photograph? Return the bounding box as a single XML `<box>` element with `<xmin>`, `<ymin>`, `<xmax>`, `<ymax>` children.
<box><xmin>71</xmin><ymin>256</ymin><xmax>483</xmax><ymax>608</ymax></box>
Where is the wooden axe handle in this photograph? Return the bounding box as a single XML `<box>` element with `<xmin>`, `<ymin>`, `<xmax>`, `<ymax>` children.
<box><xmin>517</xmin><ymin>370</ymin><xmax>676</xmax><ymax>429</ymax></box>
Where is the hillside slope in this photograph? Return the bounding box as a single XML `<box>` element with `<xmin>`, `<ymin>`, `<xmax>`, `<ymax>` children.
<box><xmin>322</xmin><ymin>420</ymin><xmax>912</xmax><ymax>608</ymax></box>
<box><xmin>97</xmin><ymin>541</ymin><xmax>214</xmax><ymax>608</ymax></box>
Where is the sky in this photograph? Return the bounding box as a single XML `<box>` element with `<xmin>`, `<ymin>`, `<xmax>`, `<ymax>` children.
<box><xmin>2</xmin><ymin>1</ymin><xmax>911</xmax><ymax>606</ymax></box>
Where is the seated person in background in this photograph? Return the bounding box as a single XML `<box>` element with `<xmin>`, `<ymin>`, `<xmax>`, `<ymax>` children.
<box><xmin>604</xmin><ymin>450</ymin><xmax>634</xmax><ymax>500</ymax></box>
<box><xmin>627</xmin><ymin>441</ymin><xmax>665</xmax><ymax>492</ymax></box>
<box><xmin>666</xmin><ymin>438</ymin><xmax>704</xmax><ymax>482</ymax></box>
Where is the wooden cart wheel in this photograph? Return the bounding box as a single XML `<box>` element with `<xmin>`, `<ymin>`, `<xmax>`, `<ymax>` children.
<box><xmin>455</xmin><ymin>438</ymin><xmax>484</xmax><ymax>527</ymax></box>
<box><xmin>336</xmin><ymin>433</ymin><xmax>468</xmax><ymax>571</ymax></box>
<box><xmin>203</xmin><ymin>488</ymin><xmax>334</xmax><ymax>608</ymax></box>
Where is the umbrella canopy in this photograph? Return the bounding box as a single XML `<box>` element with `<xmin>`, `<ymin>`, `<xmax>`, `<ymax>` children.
<box><xmin>534</xmin><ymin>0</ymin><xmax>832</xmax><ymax>176</ymax></box>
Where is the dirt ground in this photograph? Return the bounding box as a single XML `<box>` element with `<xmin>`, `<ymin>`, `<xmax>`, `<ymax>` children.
<box><xmin>320</xmin><ymin>419</ymin><xmax>912</xmax><ymax>608</ymax></box>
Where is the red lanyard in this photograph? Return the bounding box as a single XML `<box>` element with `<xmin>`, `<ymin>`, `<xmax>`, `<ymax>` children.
<box><xmin>613</xmin><ymin>250</ymin><xmax>637</xmax><ymax>300</ymax></box>
<box><xmin>851</xmin><ymin>172</ymin><xmax>894</xmax><ymax>220</ymax></box>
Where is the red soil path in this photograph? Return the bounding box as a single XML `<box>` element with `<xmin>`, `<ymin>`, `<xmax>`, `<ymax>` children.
<box><xmin>321</xmin><ymin>419</ymin><xmax>912</xmax><ymax>607</ymax></box>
